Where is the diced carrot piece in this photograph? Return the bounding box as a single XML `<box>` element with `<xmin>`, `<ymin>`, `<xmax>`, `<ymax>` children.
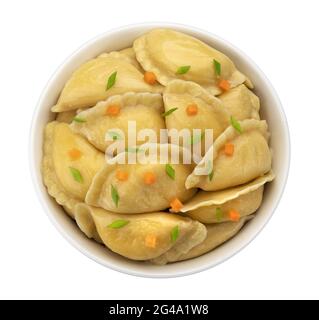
<box><xmin>219</xmin><ymin>79</ymin><xmax>230</xmax><ymax>91</ymax></box>
<box><xmin>224</xmin><ymin>143</ymin><xmax>234</xmax><ymax>156</ymax></box>
<box><xmin>68</xmin><ymin>148</ymin><xmax>82</xmax><ymax>160</ymax></box>
<box><xmin>106</xmin><ymin>104</ymin><xmax>120</xmax><ymax>116</ymax></box>
<box><xmin>170</xmin><ymin>198</ymin><xmax>183</xmax><ymax>212</ymax></box>
<box><xmin>145</xmin><ymin>234</ymin><xmax>157</xmax><ymax>248</ymax></box>
<box><xmin>116</xmin><ymin>170</ymin><xmax>128</xmax><ymax>181</ymax></box>
<box><xmin>144</xmin><ymin>71</ymin><xmax>157</xmax><ymax>85</ymax></box>
<box><xmin>229</xmin><ymin>209</ymin><xmax>240</xmax><ymax>222</ymax></box>
<box><xmin>143</xmin><ymin>172</ymin><xmax>156</xmax><ymax>185</ymax></box>
<box><xmin>186</xmin><ymin>103</ymin><xmax>198</xmax><ymax>116</ymax></box>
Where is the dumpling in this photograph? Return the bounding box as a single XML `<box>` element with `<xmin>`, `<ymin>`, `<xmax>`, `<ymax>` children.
<box><xmin>175</xmin><ymin>216</ymin><xmax>252</xmax><ymax>262</ymax></box>
<box><xmin>98</xmin><ymin>48</ymin><xmax>144</xmax><ymax>73</ymax></box>
<box><xmin>219</xmin><ymin>84</ymin><xmax>260</xmax><ymax>120</ymax></box>
<box><xmin>75</xmin><ymin>203</ymin><xmax>207</xmax><ymax>261</ymax></box>
<box><xmin>85</xmin><ymin>144</ymin><xmax>197</xmax><ymax>213</ymax></box>
<box><xmin>42</xmin><ymin>122</ymin><xmax>105</xmax><ymax>216</ymax></box>
<box><xmin>51</xmin><ymin>53</ymin><xmax>163</xmax><ymax>112</ymax></box>
<box><xmin>181</xmin><ymin>172</ymin><xmax>274</xmax><ymax>223</ymax></box>
<box><xmin>133</xmin><ymin>28</ymin><xmax>246</xmax><ymax>95</ymax></box>
<box><xmin>186</xmin><ymin>119</ymin><xmax>272</xmax><ymax>191</ymax></box>
<box><xmin>70</xmin><ymin>92</ymin><xmax>165</xmax><ymax>153</ymax></box>
<box><xmin>163</xmin><ymin>80</ymin><xmax>230</xmax><ymax>144</ymax></box>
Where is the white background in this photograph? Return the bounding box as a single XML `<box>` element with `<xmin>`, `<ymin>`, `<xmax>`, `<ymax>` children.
<box><xmin>0</xmin><ymin>0</ymin><xmax>318</xmax><ymax>300</ymax></box>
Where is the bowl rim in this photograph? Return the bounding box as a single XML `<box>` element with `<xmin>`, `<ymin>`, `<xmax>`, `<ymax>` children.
<box><xmin>29</xmin><ymin>22</ymin><xmax>291</xmax><ymax>278</ymax></box>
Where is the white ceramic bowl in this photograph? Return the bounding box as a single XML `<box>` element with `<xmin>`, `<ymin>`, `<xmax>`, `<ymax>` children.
<box><xmin>30</xmin><ymin>23</ymin><xmax>290</xmax><ymax>278</ymax></box>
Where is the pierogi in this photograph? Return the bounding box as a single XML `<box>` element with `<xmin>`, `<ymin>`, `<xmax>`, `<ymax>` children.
<box><xmin>42</xmin><ymin>28</ymin><xmax>275</xmax><ymax>264</ymax></box>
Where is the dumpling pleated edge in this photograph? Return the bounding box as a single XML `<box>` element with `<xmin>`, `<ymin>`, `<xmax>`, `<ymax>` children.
<box><xmin>41</xmin><ymin>122</ymin><xmax>80</xmax><ymax>217</ymax></box>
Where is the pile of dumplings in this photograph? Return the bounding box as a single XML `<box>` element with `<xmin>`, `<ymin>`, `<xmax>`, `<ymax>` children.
<box><xmin>42</xmin><ymin>29</ymin><xmax>274</xmax><ymax>265</ymax></box>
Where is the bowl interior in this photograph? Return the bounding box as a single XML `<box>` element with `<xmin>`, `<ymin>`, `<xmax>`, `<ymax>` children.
<box><xmin>30</xmin><ymin>23</ymin><xmax>290</xmax><ymax>277</ymax></box>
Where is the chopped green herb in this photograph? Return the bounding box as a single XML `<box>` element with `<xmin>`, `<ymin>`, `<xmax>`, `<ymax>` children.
<box><xmin>108</xmin><ymin>131</ymin><xmax>122</xmax><ymax>141</ymax></box>
<box><xmin>189</xmin><ymin>132</ymin><xmax>204</xmax><ymax>145</ymax></box>
<box><xmin>215</xmin><ymin>208</ymin><xmax>223</xmax><ymax>222</ymax></box>
<box><xmin>69</xmin><ymin>167</ymin><xmax>83</xmax><ymax>183</ymax></box>
<box><xmin>165</xmin><ymin>164</ymin><xmax>175</xmax><ymax>180</ymax></box>
<box><xmin>171</xmin><ymin>225</ymin><xmax>179</xmax><ymax>242</ymax></box>
<box><xmin>207</xmin><ymin>160</ymin><xmax>214</xmax><ymax>181</ymax></box>
<box><xmin>107</xmin><ymin>219</ymin><xmax>129</xmax><ymax>229</ymax></box>
<box><xmin>106</xmin><ymin>71</ymin><xmax>117</xmax><ymax>90</ymax></box>
<box><xmin>162</xmin><ymin>107</ymin><xmax>178</xmax><ymax>117</ymax></box>
<box><xmin>72</xmin><ymin>116</ymin><xmax>86</xmax><ymax>123</ymax></box>
<box><xmin>176</xmin><ymin>65</ymin><xmax>191</xmax><ymax>74</ymax></box>
<box><xmin>230</xmin><ymin>116</ymin><xmax>242</xmax><ymax>133</ymax></box>
<box><xmin>208</xmin><ymin>169</ymin><xmax>214</xmax><ymax>181</ymax></box>
<box><xmin>111</xmin><ymin>184</ymin><xmax>119</xmax><ymax>207</ymax></box>
<box><xmin>213</xmin><ymin>59</ymin><xmax>221</xmax><ymax>77</ymax></box>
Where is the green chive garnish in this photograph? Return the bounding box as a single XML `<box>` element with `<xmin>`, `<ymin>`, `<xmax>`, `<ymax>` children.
<box><xmin>206</xmin><ymin>160</ymin><xmax>214</xmax><ymax>181</ymax></box>
<box><xmin>111</xmin><ymin>184</ymin><xmax>119</xmax><ymax>207</ymax></box>
<box><xmin>208</xmin><ymin>169</ymin><xmax>214</xmax><ymax>181</ymax></box>
<box><xmin>69</xmin><ymin>167</ymin><xmax>83</xmax><ymax>183</ymax></box>
<box><xmin>162</xmin><ymin>107</ymin><xmax>178</xmax><ymax>117</ymax></box>
<box><xmin>176</xmin><ymin>65</ymin><xmax>191</xmax><ymax>74</ymax></box>
<box><xmin>165</xmin><ymin>164</ymin><xmax>175</xmax><ymax>180</ymax></box>
<box><xmin>215</xmin><ymin>208</ymin><xmax>223</xmax><ymax>222</ymax></box>
<box><xmin>106</xmin><ymin>71</ymin><xmax>117</xmax><ymax>90</ymax></box>
<box><xmin>107</xmin><ymin>219</ymin><xmax>129</xmax><ymax>229</ymax></box>
<box><xmin>230</xmin><ymin>116</ymin><xmax>242</xmax><ymax>133</ymax></box>
<box><xmin>213</xmin><ymin>59</ymin><xmax>221</xmax><ymax>77</ymax></box>
<box><xmin>72</xmin><ymin>116</ymin><xmax>86</xmax><ymax>123</ymax></box>
<box><xmin>108</xmin><ymin>131</ymin><xmax>122</xmax><ymax>141</ymax></box>
<box><xmin>171</xmin><ymin>225</ymin><xmax>179</xmax><ymax>242</ymax></box>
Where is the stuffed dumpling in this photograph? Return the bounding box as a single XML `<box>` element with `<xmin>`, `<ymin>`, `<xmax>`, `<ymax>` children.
<box><xmin>182</xmin><ymin>172</ymin><xmax>274</xmax><ymax>223</ymax></box>
<box><xmin>175</xmin><ymin>216</ymin><xmax>251</xmax><ymax>263</ymax></box>
<box><xmin>70</xmin><ymin>92</ymin><xmax>165</xmax><ymax>153</ymax></box>
<box><xmin>219</xmin><ymin>84</ymin><xmax>260</xmax><ymax>120</ymax></box>
<box><xmin>86</xmin><ymin>144</ymin><xmax>197</xmax><ymax>213</ymax></box>
<box><xmin>186</xmin><ymin>119</ymin><xmax>272</xmax><ymax>191</ymax></box>
<box><xmin>163</xmin><ymin>80</ymin><xmax>230</xmax><ymax>144</ymax></box>
<box><xmin>133</xmin><ymin>28</ymin><xmax>246</xmax><ymax>95</ymax></box>
<box><xmin>42</xmin><ymin>122</ymin><xmax>105</xmax><ymax>216</ymax></box>
<box><xmin>52</xmin><ymin>53</ymin><xmax>162</xmax><ymax>112</ymax></box>
<box><xmin>75</xmin><ymin>203</ymin><xmax>207</xmax><ymax>261</ymax></box>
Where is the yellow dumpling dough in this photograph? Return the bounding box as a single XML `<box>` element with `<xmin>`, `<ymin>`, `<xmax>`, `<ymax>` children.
<box><xmin>163</xmin><ymin>80</ymin><xmax>230</xmax><ymax>143</ymax></box>
<box><xmin>182</xmin><ymin>172</ymin><xmax>274</xmax><ymax>223</ymax></box>
<box><xmin>176</xmin><ymin>216</ymin><xmax>251</xmax><ymax>262</ymax></box>
<box><xmin>86</xmin><ymin>144</ymin><xmax>197</xmax><ymax>213</ymax></box>
<box><xmin>219</xmin><ymin>84</ymin><xmax>260</xmax><ymax>120</ymax></box>
<box><xmin>134</xmin><ymin>28</ymin><xmax>246</xmax><ymax>95</ymax></box>
<box><xmin>52</xmin><ymin>53</ymin><xmax>162</xmax><ymax>112</ymax></box>
<box><xmin>75</xmin><ymin>203</ymin><xmax>207</xmax><ymax>261</ymax></box>
<box><xmin>42</xmin><ymin>122</ymin><xmax>105</xmax><ymax>216</ymax></box>
<box><xmin>186</xmin><ymin>119</ymin><xmax>272</xmax><ymax>191</ymax></box>
<box><xmin>70</xmin><ymin>92</ymin><xmax>165</xmax><ymax>153</ymax></box>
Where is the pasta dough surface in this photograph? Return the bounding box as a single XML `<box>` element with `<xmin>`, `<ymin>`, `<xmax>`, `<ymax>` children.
<box><xmin>86</xmin><ymin>144</ymin><xmax>197</xmax><ymax>213</ymax></box>
<box><xmin>134</xmin><ymin>28</ymin><xmax>246</xmax><ymax>95</ymax></box>
<box><xmin>70</xmin><ymin>92</ymin><xmax>165</xmax><ymax>153</ymax></box>
<box><xmin>163</xmin><ymin>80</ymin><xmax>230</xmax><ymax>142</ymax></box>
<box><xmin>182</xmin><ymin>172</ymin><xmax>274</xmax><ymax>223</ymax></box>
<box><xmin>186</xmin><ymin>119</ymin><xmax>272</xmax><ymax>191</ymax></box>
<box><xmin>52</xmin><ymin>53</ymin><xmax>162</xmax><ymax>112</ymax></box>
<box><xmin>75</xmin><ymin>204</ymin><xmax>207</xmax><ymax>261</ymax></box>
<box><xmin>42</xmin><ymin>122</ymin><xmax>105</xmax><ymax>216</ymax></box>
